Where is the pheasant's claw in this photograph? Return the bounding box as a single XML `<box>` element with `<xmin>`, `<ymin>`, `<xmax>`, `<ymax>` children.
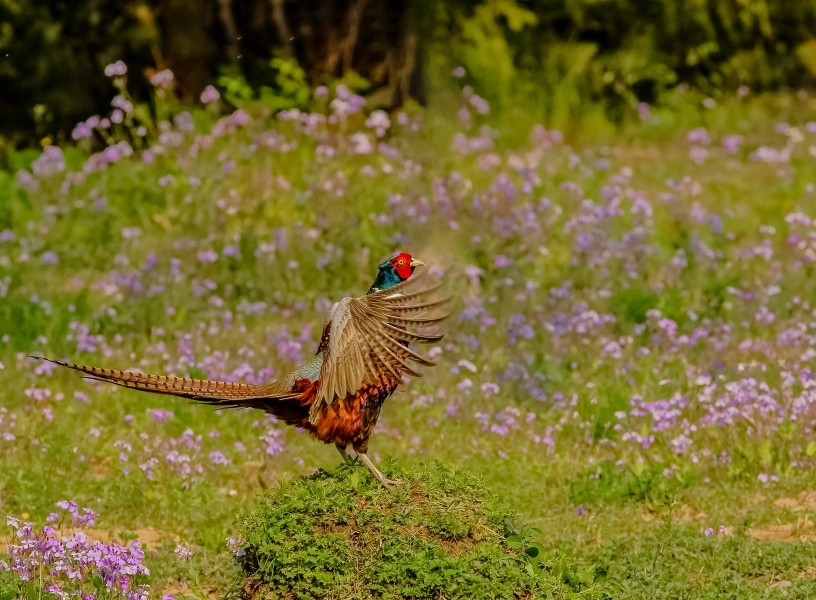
<box><xmin>357</xmin><ymin>452</ymin><xmax>401</xmax><ymax>488</ymax></box>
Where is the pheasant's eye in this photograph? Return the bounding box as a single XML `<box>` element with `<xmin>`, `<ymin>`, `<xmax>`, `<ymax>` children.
<box><xmin>398</xmin><ymin>259</ymin><xmax>405</xmax><ymax>265</ymax></box>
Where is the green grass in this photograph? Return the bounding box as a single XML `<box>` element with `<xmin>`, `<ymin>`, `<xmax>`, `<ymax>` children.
<box><xmin>3</xmin><ymin>88</ymin><xmax>816</xmax><ymax>597</ymax></box>
<box><xmin>592</xmin><ymin>523</ymin><xmax>816</xmax><ymax>599</ymax></box>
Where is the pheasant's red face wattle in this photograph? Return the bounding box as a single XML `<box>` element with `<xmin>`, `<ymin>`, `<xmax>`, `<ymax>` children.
<box><xmin>391</xmin><ymin>252</ymin><xmax>414</xmax><ymax>280</ymax></box>
<box><xmin>391</xmin><ymin>252</ymin><xmax>415</xmax><ymax>280</ymax></box>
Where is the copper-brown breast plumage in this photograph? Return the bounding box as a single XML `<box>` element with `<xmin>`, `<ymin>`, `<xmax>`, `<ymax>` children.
<box><xmin>310</xmin><ymin>381</ymin><xmax>399</xmax><ymax>449</ymax></box>
<box><xmin>276</xmin><ymin>376</ymin><xmax>399</xmax><ymax>449</ymax></box>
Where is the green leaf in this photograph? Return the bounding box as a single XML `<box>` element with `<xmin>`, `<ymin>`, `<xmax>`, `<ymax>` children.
<box><xmin>91</xmin><ymin>574</ymin><xmax>104</xmax><ymax>590</ymax></box>
<box><xmin>758</xmin><ymin>439</ymin><xmax>773</xmax><ymax>466</ymax></box>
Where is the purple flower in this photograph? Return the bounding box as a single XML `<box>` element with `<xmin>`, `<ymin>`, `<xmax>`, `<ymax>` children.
<box><xmin>197</xmin><ymin>249</ymin><xmax>218</xmax><ymax>264</ymax></box>
<box><xmin>72</xmin><ymin>121</ymin><xmax>94</xmax><ymax>140</ymax></box>
<box><xmin>209</xmin><ymin>451</ymin><xmax>231</xmax><ymax>466</ymax></box>
<box><xmin>468</xmin><ymin>93</ymin><xmax>489</xmax><ymax>115</ymax></box>
<box><xmin>457</xmin><ymin>378</ymin><xmax>473</xmax><ymax>392</ymax></box>
<box><xmin>722</xmin><ymin>135</ymin><xmax>743</xmax><ymax>153</ymax></box>
<box><xmin>751</xmin><ymin>146</ymin><xmax>791</xmax><ymax>164</ymax></box>
<box><xmin>349</xmin><ymin>133</ymin><xmax>373</xmax><ymax>155</ymax></box>
<box><xmin>365</xmin><ymin>110</ymin><xmax>391</xmax><ymax>137</ymax></box>
<box><xmin>222</xmin><ymin>245</ymin><xmax>240</xmax><ymax>258</ymax></box>
<box><xmin>56</xmin><ymin>500</ymin><xmax>78</xmax><ymax>513</ymax></box>
<box><xmin>74</xmin><ymin>508</ymin><xmax>97</xmax><ymax>526</ymax></box>
<box><xmin>260</xmin><ymin>429</ymin><xmax>285</xmax><ymax>456</ymax></box>
<box><xmin>230</xmin><ymin>109</ymin><xmax>250</xmax><ymax>126</ymax></box>
<box><xmin>112</xmin><ymin>95</ymin><xmax>134</xmax><ymax>113</ymax></box>
<box><xmin>149</xmin><ymin>409</ymin><xmax>174</xmax><ymax>422</ymax></box>
<box><xmin>637</xmin><ymin>102</ymin><xmax>651</xmax><ymax>119</ymax></box>
<box><xmin>481</xmin><ymin>382</ymin><xmax>499</xmax><ymax>397</ymax></box>
<box><xmin>174</xmin><ymin>544</ymin><xmax>192</xmax><ymax>560</ymax></box>
<box><xmin>493</xmin><ymin>255</ymin><xmax>511</xmax><ymax>268</ymax></box>
<box><xmin>200</xmin><ymin>85</ymin><xmax>220</xmax><ymax>104</ymax></box>
<box><xmin>104</xmin><ymin>60</ymin><xmax>127</xmax><ymax>77</ymax></box>
<box><xmin>687</xmin><ymin>128</ymin><xmax>710</xmax><ymax>145</ymax></box>
<box><xmin>32</xmin><ymin>146</ymin><xmax>65</xmax><ymax>177</ymax></box>
<box><xmin>464</xmin><ymin>265</ymin><xmax>483</xmax><ymax>284</ymax></box>
<box><xmin>689</xmin><ymin>146</ymin><xmax>708</xmax><ymax>165</ymax></box>
<box><xmin>150</xmin><ymin>69</ymin><xmax>175</xmax><ymax>88</ymax></box>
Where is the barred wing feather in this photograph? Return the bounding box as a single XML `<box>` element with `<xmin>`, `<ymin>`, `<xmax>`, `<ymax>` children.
<box><xmin>312</xmin><ymin>269</ymin><xmax>448</xmax><ymax>422</ymax></box>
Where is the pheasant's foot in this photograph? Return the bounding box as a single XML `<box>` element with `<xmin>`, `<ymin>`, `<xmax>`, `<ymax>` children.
<box><xmin>336</xmin><ymin>444</ymin><xmax>354</xmax><ymax>464</ymax></box>
<box><xmin>357</xmin><ymin>453</ymin><xmax>403</xmax><ymax>488</ymax></box>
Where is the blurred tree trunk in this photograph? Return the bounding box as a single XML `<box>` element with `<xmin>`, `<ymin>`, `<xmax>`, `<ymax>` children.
<box><xmin>156</xmin><ymin>0</ymin><xmax>424</xmax><ymax>106</ymax></box>
<box><xmin>279</xmin><ymin>0</ymin><xmax>423</xmax><ymax>106</ymax></box>
<box><xmin>159</xmin><ymin>0</ymin><xmax>218</xmax><ymax>100</ymax></box>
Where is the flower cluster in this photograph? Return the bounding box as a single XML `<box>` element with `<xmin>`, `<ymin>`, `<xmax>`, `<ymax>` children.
<box><xmin>3</xmin><ymin>504</ymin><xmax>150</xmax><ymax>599</ymax></box>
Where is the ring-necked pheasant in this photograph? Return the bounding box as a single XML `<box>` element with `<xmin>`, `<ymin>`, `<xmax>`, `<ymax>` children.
<box><xmin>32</xmin><ymin>252</ymin><xmax>447</xmax><ymax>486</ymax></box>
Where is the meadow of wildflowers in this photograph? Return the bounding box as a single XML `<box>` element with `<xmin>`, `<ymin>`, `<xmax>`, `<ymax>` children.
<box><xmin>3</xmin><ymin>62</ymin><xmax>816</xmax><ymax>596</ymax></box>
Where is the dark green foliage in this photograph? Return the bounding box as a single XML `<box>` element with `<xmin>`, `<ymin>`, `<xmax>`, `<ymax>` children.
<box><xmin>4</xmin><ymin>0</ymin><xmax>816</xmax><ymax>144</ymax></box>
<box><xmin>236</xmin><ymin>459</ymin><xmax>591</xmax><ymax>599</ymax></box>
<box><xmin>436</xmin><ymin>0</ymin><xmax>816</xmax><ymax>115</ymax></box>
<box><xmin>0</xmin><ymin>0</ymin><xmax>156</xmax><ymax>142</ymax></box>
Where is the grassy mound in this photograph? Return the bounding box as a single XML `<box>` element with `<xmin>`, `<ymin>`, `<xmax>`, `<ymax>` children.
<box><xmin>235</xmin><ymin>459</ymin><xmax>584</xmax><ymax>599</ymax></box>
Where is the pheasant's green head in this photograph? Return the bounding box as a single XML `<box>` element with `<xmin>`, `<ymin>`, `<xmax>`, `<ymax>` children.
<box><xmin>368</xmin><ymin>252</ymin><xmax>424</xmax><ymax>293</ymax></box>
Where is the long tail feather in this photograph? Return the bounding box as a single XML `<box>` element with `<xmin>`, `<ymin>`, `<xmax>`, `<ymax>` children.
<box><xmin>29</xmin><ymin>356</ymin><xmax>293</xmax><ymax>408</ymax></box>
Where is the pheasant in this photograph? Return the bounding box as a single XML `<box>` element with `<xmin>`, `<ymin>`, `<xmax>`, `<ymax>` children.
<box><xmin>32</xmin><ymin>252</ymin><xmax>447</xmax><ymax>486</ymax></box>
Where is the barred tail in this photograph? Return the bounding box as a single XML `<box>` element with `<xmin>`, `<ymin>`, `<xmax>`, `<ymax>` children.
<box><xmin>29</xmin><ymin>356</ymin><xmax>293</xmax><ymax>408</ymax></box>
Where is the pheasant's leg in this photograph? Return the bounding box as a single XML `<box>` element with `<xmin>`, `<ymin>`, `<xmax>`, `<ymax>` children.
<box><xmin>357</xmin><ymin>453</ymin><xmax>402</xmax><ymax>488</ymax></box>
<box><xmin>336</xmin><ymin>444</ymin><xmax>353</xmax><ymax>464</ymax></box>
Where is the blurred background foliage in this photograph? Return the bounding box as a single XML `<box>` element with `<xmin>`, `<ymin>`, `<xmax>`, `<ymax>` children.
<box><xmin>1</xmin><ymin>0</ymin><xmax>816</xmax><ymax>145</ymax></box>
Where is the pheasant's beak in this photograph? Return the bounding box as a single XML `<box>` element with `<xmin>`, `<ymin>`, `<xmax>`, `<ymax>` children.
<box><xmin>409</xmin><ymin>258</ymin><xmax>425</xmax><ymax>269</ymax></box>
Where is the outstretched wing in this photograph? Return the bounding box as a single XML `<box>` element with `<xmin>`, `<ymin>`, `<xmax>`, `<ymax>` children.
<box><xmin>313</xmin><ymin>268</ymin><xmax>448</xmax><ymax>422</ymax></box>
<box><xmin>29</xmin><ymin>356</ymin><xmax>294</xmax><ymax>408</ymax></box>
